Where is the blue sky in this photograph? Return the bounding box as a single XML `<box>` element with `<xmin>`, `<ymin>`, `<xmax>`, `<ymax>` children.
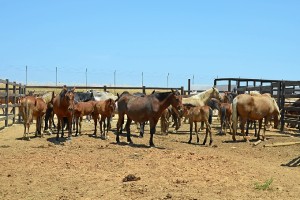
<box><xmin>0</xmin><ymin>0</ymin><xmax>299</xmax><ymax>88</ymax></box>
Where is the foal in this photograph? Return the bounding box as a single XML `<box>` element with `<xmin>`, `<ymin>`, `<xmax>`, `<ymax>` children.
<box><xmin>183</xmin><ymin>104</ymin><xmax>213</xmax><ymax>145</ymax></box>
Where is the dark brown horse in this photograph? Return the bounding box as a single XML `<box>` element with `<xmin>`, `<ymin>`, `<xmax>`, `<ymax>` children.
<box><xmin>92</xmin><ymin>98</ymin><xmax>116</xmax><ymax>139</ymax></box>
<box><xmin>53</xmin><ymin>86</ymin><xmax>76</xmax><ymax>141</ymax></box>
<box><xmin>116</xmin><ymin>90</ymin><xmax>182</xmax><ymax>147</ymax></box>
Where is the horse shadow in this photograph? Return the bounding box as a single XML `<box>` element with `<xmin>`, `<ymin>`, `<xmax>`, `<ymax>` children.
<box><xmin>222</xmin><ymin>138</ymin><xmax>258</xmax><ymax>143</ymax></box>
<box><xmin>281</xmin><ymin>156</ymin><xmax>300</xmax><ymax>167</ymax></box>
<box><xmin>15</xmin><ymin>135</ymin><xmax>41</xmax><ymax>141</ymax></box>
<box><xmin>110</xmin><ymin>141</ymin><xmax>166</xmax><ymax>149</ymax></box>
<box><xmin>46</xmin><ymin>137</ymin><xmax>68</xmax><ymax>145</ymax></box>
<box><xmin>180</xmin><ymin>141</ymin><xmax>207</xmax><ymax>146</ymax></box>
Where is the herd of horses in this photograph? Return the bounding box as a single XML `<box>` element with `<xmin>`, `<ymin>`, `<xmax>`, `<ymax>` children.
<box><xmin>16</xmin><ymin>85</ymin><xmax>281</xmax><ymax>147</ymax></box>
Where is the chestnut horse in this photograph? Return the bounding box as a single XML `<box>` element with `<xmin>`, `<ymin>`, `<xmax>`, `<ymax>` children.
<box><xmin>116</xmin><ymin>90</ymin><xmax>182</xmax><ymax>147</ymax></box>
<box><xmin>19</xmin><ymin>96</ymin><xmax>47</xmax><ymax>140</ymax></box>
<box><xmin>92</xmin><ymin>98</ymin><xmax>116</xmax><ymax>139</ymax></box>
<box><xmin>232</xmin><ymin>94</ymin><xmax>280</xmax><ymax>142</ymax></box>
<box><xmin>53</xmin><ymin>86</ymin><xmax>76</xmax><ymax>141</ymax></box>
<box><xmin>73</xmin><ymin>101</ymin><xmax>96</xmax><ymax>136</ymax></box>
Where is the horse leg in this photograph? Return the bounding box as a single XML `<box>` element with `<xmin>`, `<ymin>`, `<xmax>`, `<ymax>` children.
<box><xmin>100</xmin><ymin>118</ymin><xmax>104</xmax><ymax>138</ymax></box>
<box><xmin>188</xmin><ymin>121</ymin><xmax>193</xmax><ymax>144</ymax></box>
<box><xmin>67</xmin><ymin>116</ymin><xmax>72</xmax><ymax>140</ymax></box>
<box><xmin>149</xmin><ymin>120</ymin><xmax>158</xmax><ymax>147</ymax></box>
<box><xmin>56</xmin><ymin>118</ymin><xmax>61</xmax><ymax>141</ymax></box>
<box><xmin>139</xmin><ymin>122</ymin><xmax>145</xmax><ymax>138</ymax></box>
<box><xmin>116</xmin><ymin>114</ymin><xmax>124</xmax><ymax>144</ymax></box>
<box><xmin>93</xmin><ymin>115</ymin><xmax>98</xmax><ymax>137</ymax></box>
<box><xmin>240</xmin><ymin>119</ymin><xmax>248</xmax><ymax>142</ymax></box>
<box><xmin>79</xmin><ymin>117</ymin><xmax>83</xmax><ymax>136</ymax></box>
<box><xmin>195</xmin><ymin>122</ymin><xmax>199</xmax><ymax>143</ymax></box>
<box><xmin>75</xmin><ymin>117</ymin><xmax>79</xmax><ymax>136</ymax></box>
<box><xmin>262</xmin><ymin>118</ymin><xmax>268</xmax><ymax>141</ymax></box>
<box><xmin>125</xmin><ymin>117</ymin><xmax>133</xmax><ymax>144</ymax></box>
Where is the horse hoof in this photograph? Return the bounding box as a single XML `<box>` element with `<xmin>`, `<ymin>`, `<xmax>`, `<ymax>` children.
<box><xmin>188</xmin><ymin>140</ymin><xmax>191</xmax><ymax>144</ymax></box>
<box><xmin>149</xmin><ymin>143</ymin><xmax>155</xmax><ymax>147</ymax></box>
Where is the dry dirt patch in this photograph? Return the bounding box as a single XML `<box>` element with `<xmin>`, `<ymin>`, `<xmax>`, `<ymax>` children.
<box><xmin>0</xmin><ymin>119</ymin><xmax>300</xmax><ymax>200</ymax></box>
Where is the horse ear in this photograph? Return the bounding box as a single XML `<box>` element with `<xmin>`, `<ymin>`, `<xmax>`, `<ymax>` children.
<box><xmin>151</xmin><ymin>90</ymin><xmax>155</xmax><ymax>94</ymax></box>
<box><xmin>72</xmin><ymin>87</ymin><xmax>76</xmax><ymax>92</ymax></box>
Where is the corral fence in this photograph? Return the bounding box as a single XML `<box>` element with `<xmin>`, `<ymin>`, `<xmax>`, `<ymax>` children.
<box><xmin>0</xmin><ymin>79</ymin><xmax>26</xmax><ymax>129</ymax></box>
<box><xmin>214</xmin><ymin>78</ymin><xmax>300</xmax><ymax>132</ymax></box>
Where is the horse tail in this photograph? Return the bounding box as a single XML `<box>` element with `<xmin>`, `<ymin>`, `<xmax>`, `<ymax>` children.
<box><xmin>208</xmin><ymin>107</ymin><xmax>213</xmax><ymax>124</ymax></box>
<box><xmin>232</xmin><ymin>97</ymin><xmax>238</xmax><ymax>135</ymax></box>
<box><xmin>221</xmin><ymin>106</ymin><xmax>226</xmax><ymax>126</ymax></box>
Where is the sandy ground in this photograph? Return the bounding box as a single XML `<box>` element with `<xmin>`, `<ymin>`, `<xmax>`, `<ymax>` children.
<box><xmin>0</xmin><ymin>117</ymin><xmax>300</xmax><ymax>200</ymax></box>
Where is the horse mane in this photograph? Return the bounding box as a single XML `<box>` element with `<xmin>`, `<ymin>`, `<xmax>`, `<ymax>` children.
<box><xmin>191</xmin><ymin>87</ymin><xmax>218</xmax><ymax>101</ymax></box>
<box><xmin>153</xmin><ymin>92</ymin><xmax>172</xmax><ymax>102</ymax></box>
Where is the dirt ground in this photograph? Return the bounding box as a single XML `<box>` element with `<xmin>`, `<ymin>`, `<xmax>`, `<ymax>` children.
<box><xmin>0</xmin><ymin>117</ymin><xmax>300</xmax><ymax>200</ymax></box>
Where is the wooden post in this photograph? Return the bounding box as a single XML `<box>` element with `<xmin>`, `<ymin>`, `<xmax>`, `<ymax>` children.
<box><xmin>280</xmin><ymin>81</ymin><xmax>285</xmax><ymax>132</ymax></box>
<box><xmin>188</xmin><ymin>79</ymin><xmax>191</xmax><ymax>95</ymax></box>
<box><xmin>18</xmin><ymin>83</ymin><xmax>22</xmax><ymax>123</ymax></box>
<box><xmin>228</xmin><ymin>80</ymin><xmax>231</xmax><ymax>92</ymax></box>
<box><xmin>12</xmin><ymin>82</ymin><xmax>16</xmax><ymax>124</ymax></box>
<box><xmin>142</xmin><ymin>86</ymin><xmax>146</xmax><ymax>94</ymax></box>
<box><xmin>104</xmin><ymin>85</ymin><xmax>107</xmax><ymax>92</ymax></box>
<box><xmin>5</xmin><ymin>79</ymin><xmax>9</xmax><ymax>127</ymax></box>
<box><xmin>180</xmin><ymin>86</ymin><xmax>184</xmax><ymax>95</ymax></box>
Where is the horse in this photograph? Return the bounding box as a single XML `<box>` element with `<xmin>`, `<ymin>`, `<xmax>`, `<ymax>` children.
<box><xmin>232</xmin><ymin>94</ymin><xmax>280</xmax><ymax>142</ymax></box>
<box><xmin>116</xmin><ymin>90</ymin><xmax>182</xmax><ymax>147</ymax></box>
<box><xmin>73</xmin><ymin>101</ymin><xmax>96</xmax><ymax>136</ymax></box>
<box><xmin>208</xmin><ymin>98</ymin><xmax>232</xmax><ymax>135</ymax></box>
<box><xmin>92</xmin><ymin>98</ymin><xmax>116</xmax><ymax>139</ymax></box>
<box><xmin>182</xmin><ymin>87</ymin><xmax>221</xmax><ymax>107</ymax></box>
<box><xmin>53</xmin><ymin>86</ymin><xmax>76</xmax><ymax>141</ymax></box>
<box><xmin>116</xmin><ymin>91</ymin><xmax>154</xmax><ymax>138</ymax></box>
<box><xmin>40</xmin><ymin>91</ymin><xmax>56</xmax><ymax>133</ymax></box>
<box><xmin>182</xmin><ymin>104</ymin><xmax>213</xmax><ymax>145</ymax></box>
<box><xmin>19</xmin><ymin>96</ymin><xmax>47</xmax><ymax>140</ymax></box>
<box><xmin>160</xmin><ymin>107</ymin><xmax>172</xmax><ymax>134</ymax></box>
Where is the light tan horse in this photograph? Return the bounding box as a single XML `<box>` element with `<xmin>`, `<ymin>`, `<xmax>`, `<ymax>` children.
<box><xmin>182</xmin><ymin>87</ymin><xmax>221</xmax><ymax>107</ymax></box>
<box><xmin>232</xmin><ymin>94</ymin><xmax>280</xmax><ymax>142</ymax></box>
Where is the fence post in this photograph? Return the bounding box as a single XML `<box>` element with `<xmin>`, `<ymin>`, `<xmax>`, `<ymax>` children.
<box><xmin>188</xmin><ymin>79</ymin><xmax>191</xmax><ymax>95</ymax></box>
<box><xmin>18</xmin><ymin>83</ymin><xmax>22</xmax><ymax>123</ymax></box>
<box><xmin>104</xmin><ymin>85</ymin><xmax>107</xmax><ymax>92</ymax></box>
<box><xmin>280</xmin><ymin>81</ymin><xmax>285</xmax><ymax>132</ymax></box>
<box><xmin>142</xmin><ymin>86</ymin><xmax>146</xmax><ymax>94</ymax></box>
<box><xmin>180</xmin><ymin>86</ymin><xmax>184</xmax><ymax>95</ymax></box>
<box><xmin>5</xmin><ymin>79</ymin><xmax>9</xmax><ymax>127</ymax></box>
<box><xmin>12</xmin><ymin>82</ymin><xmax>16</xmax><ymax>124</ymax></box>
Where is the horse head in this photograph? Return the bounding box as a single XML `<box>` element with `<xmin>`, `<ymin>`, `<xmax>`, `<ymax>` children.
<box><xmin>169</xmin><ymin>90</ymin><xmax>182</xmax><ymax>115</ymax></box>
<box><xmin>62</xmin><ymin>87</ymin><xmax>76</xmax><ymax>111</ymax></box>
<box><xmin>211</xmin><ymin>87</ymin><xmax>222</xmax><ymax>101</ymax></box>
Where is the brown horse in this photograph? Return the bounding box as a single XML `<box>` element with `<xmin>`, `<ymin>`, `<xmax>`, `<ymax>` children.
<box><xmin>19</xmin><ymin>96</ymin><xmax>47</xmax><ymax>140</ymax></box>
<box><xmin>116</xmin><ymin>90</ymin><xmax>182</xmax><ymax>147</ymax></box>
<box><xmin>209</xmin><ymin>98</ymin><xmax>232</xmax><ymax>135</ymax></box>
<box><xmin>53</xmin><ymin>86</ymin><xmax>76</xmax><ymax>141</ymax></box>
<box><xmin>160</xmin><ymin>107</ymin><xmax>172</xmax><ymax>134</ymax></box>
<box><xmin>92</xmin><ymin>98</ymin><xmax>116</xmax><ymax>139</ymax></box>
<box><xmin>73</xmin><ymin>101</ymin><xmax>96</xmax><ymax>136</ymax></box>
<box><xmin>183</xmin><ymin>104</ymin><xmax>213</xmax><ymax>145</ymax></box>
<box><xmin>232</xmin><ymin>94</ymin><xmax>280</xmax><ymax>142</ymax></box>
